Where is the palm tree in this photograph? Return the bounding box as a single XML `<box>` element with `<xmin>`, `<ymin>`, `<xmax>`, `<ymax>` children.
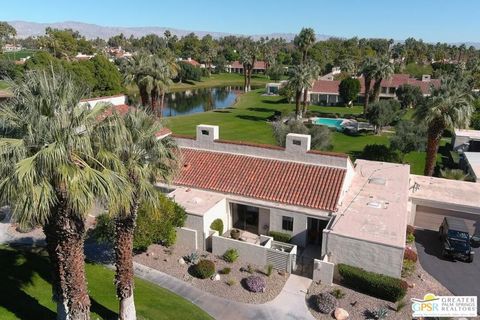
<box><xmin>288</xmin><ymin>64</ymin><xmax>312</xmax><ymax>119</ymax></box>
<box><xmin>150</xmin><ymin>56</ymin><xmax>178</xmax><ymax>116</ymax></box>
<box><xmin>294</xmin><ymin>28</ymin><xmax>316</xmax><ymax>63</ymax></box>
<box><xmin>414</xmin><ymin>74</ymin><xmax>474</xmax><ymax>176</ymax></box>
<box><xmin>294</xmin><ymin>28</ymin><xmax>316</xmax><ymax>111</ymax></box>
<box><xmin>0</xmin><ymin>69</ymin><xmax>129</xmax><ymax>319</ymax></box>
<box><xmin>239</xmin><ymin>50</ymin><xmax>250</xmax><ymax>92</ymax></box>
<box><xmin>302</xmin><ymin>60</ymin><xmax>320</xmax><ymax>116</ymax></box>
<box><xmin>371</xmin><ymin>57</ymin><xmax>394</xmax><ymax>102</ymax></box>
<box><xmin>106</xmin><ymin>110</ymin><xmax>180</xmax><ymax>320</ymax></box>
<box><xmin>359</xmin><ymin>57</ymin><xmax>378</xmax><ymax>114</ymax></box>
<box><xmin>124</xmin><ymin>52</ymin><xmax>153</xmax><ymax>107</ymax></box>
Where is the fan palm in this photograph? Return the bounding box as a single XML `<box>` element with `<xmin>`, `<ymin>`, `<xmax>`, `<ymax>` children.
<box><xmin>294</xmin><ymin>28</ymin><xmax>316</xmax><ymax>63</ymax></box>
<box><xmin>124</xmin><ymin>52</ymin><xmax>153</xmax><ymax>107</ymax></box>
<box><xmin>371</xmin><ymin>57</ymin><xmax>394</xmax><ymax>102</ymax></box>
<box><xmin>0</xmin><ymin>69</ymin><xmax>130</xmax><ymax>319</ymax></box>
<box><xmin>103</xmin><ymin>109</ymin><xmax>180</xmax><ymax>320</ymax></box>
<box><xmin>414</xmin><ymin>74</ymin><xmax>474</xmax><ymax>176</ymax></box>
<box><xmin>149</xmin><ymin>56</ymin><xmax>178</xmax><ymax>116</ymax></box>
<box><xmin>359</xmin><ymin>57</ymin><xmax>378</xmax><ymax>114</ymax></box>
<box><xmin>302</xmin><ymin>60</ymin><xmax>320</xmax><ymax>116</ymax></box>
<box><xmin>288</xmin><ymin>64</ymin><xmax>312</xmax><ymax>119</ymax></box>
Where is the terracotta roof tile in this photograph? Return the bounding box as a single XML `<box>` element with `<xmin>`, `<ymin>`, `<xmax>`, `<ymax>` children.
<box><xmin>230</xmin><ymin>60</ymin><xmax>267</xmax><ymax>69</ymax></box>
<box><xmin>174</xmin><ymin>148</ymin><xmax>346</xmax><ymax>211</ymax></box>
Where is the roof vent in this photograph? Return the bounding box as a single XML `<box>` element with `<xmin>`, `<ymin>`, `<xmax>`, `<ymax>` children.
<box><xmin>369</xmin><ymin>177</ymin><xmax>386</xmax><ymax>185</ymax></box>
<box><xmin>367</xmin><ymin>201</ymin><xmax>383</xmax><ymax>209</ymax></box>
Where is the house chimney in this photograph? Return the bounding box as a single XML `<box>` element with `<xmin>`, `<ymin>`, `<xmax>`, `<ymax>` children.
<box><xmin>285</xmin><ymin>133</ymin><xmax>311</xmax><ymax>153</ymax></box>
<box><xmin>196</xmin><ymin>124</ymin><xmax>219</xmax><ymax>142</ymax></box>
<box><xmin>422</xmin><ymin>74</ymin><xmax>431</xmax><ymax>82</ymax></box>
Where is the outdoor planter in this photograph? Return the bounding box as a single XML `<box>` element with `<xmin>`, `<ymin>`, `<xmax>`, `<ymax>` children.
<box><xmin>230</xmin><ymin>229</ymin><xmax>241</xmax><ymax>239</ymax></box>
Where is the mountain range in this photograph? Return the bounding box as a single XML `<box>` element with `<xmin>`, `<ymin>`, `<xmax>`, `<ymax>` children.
<box><xmin>8</xmin><ymin>20</ymin><xmax>331</xmax><ymax>42</ymax></box>
<box><xmin>7</xmin><ymin>20</ymin><xmax>480</xmax><ymax>48</ymax></box>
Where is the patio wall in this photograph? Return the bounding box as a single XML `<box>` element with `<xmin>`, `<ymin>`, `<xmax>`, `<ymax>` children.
<box><xmin>211</xmin><ymin>234</ymin><xmax>271</xmax><ymax>266</ymax></box>
<box><xmin>313</xmin><ymin>255</ymin><xmax>334</xmax><ymax>285</ymax></box>
<box><xmin>176</xmin><ymin>227</ymin><xmax>198</xmax><ymax>250</ymax></box>
<box><xmin>322</xmin><ymin>230</ymin><xmax>403</xmax><ymax>278</ymax></box>
<box><xmin>183</xmin><ymin>214</ymin><xmax>205</xmax><ymax>251</ymax></box>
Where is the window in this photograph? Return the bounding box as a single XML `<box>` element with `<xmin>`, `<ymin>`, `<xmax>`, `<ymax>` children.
<box><xmin>201</xmin><ymin>130</ymin><xmax>209</xmax><ymax>136</ymax></box>
<box><xmin>282</xmin><ymin>216</ymin><xmax>294</xmax><ymax>231</ymax></box>
<box><xmin>292</xmin><ymin>140</ymin><xmax>301</xmax><ymax>146</ymax></box>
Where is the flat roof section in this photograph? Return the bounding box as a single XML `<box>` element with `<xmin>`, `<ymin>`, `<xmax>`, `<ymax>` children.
<box><xmin>330</xmin><ymin>160</ymin><xmax>410</xmax><ymax>248</ymax></box>
<box><xmin>455</xmin><ymin>129</ymin><xmax>480</xmax><ymax>140</ymax></box>
<box><xmin>410</xmin><ymin>174</ymin><xmax>480</xmax><ymax>212</ymax></box>
<box><xmin>168</xmin><ymin>187</ymin><xmax>225</xmax><ymax>216</ymax></box>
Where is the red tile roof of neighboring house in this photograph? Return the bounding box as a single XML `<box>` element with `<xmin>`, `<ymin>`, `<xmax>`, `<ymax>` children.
<box><xmin>182</xmin><ymin>59</ymin><xmax>201</xmax><ymax>67</ymax></box>
<box><xmin>155</xmin><ymin>127</ymin><xmax>172</xmax><ymax>138</ymax></box>
<box><xmin>311</xmin><ymin>74</ymin><xmax>440</xmax><ymax>95</ymax></box>
<box><xmin>230</xmin><ymin>61</ymin><xmax>267</xmax><ymax>70</ymax></box>
<box><xmin>174</xmin><ymin>148</ymin><xmax>346</xmax><ymax>211</ymax></box>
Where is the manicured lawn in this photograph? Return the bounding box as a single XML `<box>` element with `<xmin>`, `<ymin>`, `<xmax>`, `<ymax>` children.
<box><xmin>1</xmin><ymin>49</ymin><xmax>37</xmax><ymax>61</ymax></box>
<box><xmin>167</xmin><ymin>89</ymin><xmax>444</xmax><ymax>175</ymax></box>
<box><xmin>0</xmin><ymin>245</ymin><xmax>212</xmax><ymax>320</ymax></box>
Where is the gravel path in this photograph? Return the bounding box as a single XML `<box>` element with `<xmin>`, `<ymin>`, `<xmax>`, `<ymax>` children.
<box><xmin>134</xmin><ymin>244</ymin><xmax>288</xmax><ymax>304</ymax></box>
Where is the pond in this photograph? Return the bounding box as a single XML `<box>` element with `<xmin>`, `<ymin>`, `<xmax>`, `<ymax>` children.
<box><xmin>158</xmin><ymin>86</ymin><xmax>258</xmax><ymax>117</ymax></box>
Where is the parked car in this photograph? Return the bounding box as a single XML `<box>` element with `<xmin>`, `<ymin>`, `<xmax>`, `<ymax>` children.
<box><xmin>438</xmin><ymin>217</ymin><xmax>474</xmax><ymax>262</ymax></box>
<box><xmin>470</xmin><ymin>234</ymin><xmax>480</xmax><ymax>248</ymax></box>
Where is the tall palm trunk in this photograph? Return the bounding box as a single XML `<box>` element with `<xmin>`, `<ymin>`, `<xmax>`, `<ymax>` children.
<box><xmin>302</xmin><ymin>87</ymin><xmax>309</xmax><ymax>116</ymax></box>
<box><xmin>295</xmin><ymin>90</ymin><xmax>302</xmax><ymax>119</ymax></box>
<box><xmin>160</xmin><ymin>92</ymin><xmax>165</xmax><ymax>118</ymax></box>
<box><xmin>44</xmin><ymin>193</ymin><xmax>90</xmax><ymax>320</ymax></box>
<box><xmin>424</xmin><ymin>125</ymin><xmax>443</xmax><ymax>176</ymax></box>
<box><xmin>243</xmin><ymin>66</ymin><xmax>248</xmax><ymax>92</ymax></box>
<box><xmin>115</xmin><ymin>197</ymin><xmax>140</xmax><ymax>320</ymax></box>
<box><xmin>372</xmin><ymin>78</ymin><xmax>383</xmax><ymax>102</ymax></box>
<box><xmin>150</xmin><ymin>88</ymin><xmax>159</xmax><ymax>114</ymax></box>
<box><xmin>247</xmin><ymin>66</ymin><xmax>253</xmax><ymax>92</ymax></box>
<box><xmin>363</xmin><ymin>77</ymin><xmax>372</xmax><ymax>114</ymax></box>
<box><xmin>139</xmin><ymin>86</ymin><xmax>149</xmax><ymax>107</ymax></box>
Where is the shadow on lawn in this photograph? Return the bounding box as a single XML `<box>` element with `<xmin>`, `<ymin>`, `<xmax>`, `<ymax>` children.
<box><xmin>235</xmin><ymin>114</ymin><xmax>269</xmax><ymax>122</ymax></box>
<box><xmin>0</xmin><ymin>246</ymin><xmax>56</xmax><ymax>319</ymax></box>
<box><xmin>246</xmin><ymin>107</ymin><xmax>275</xmax><ymax>112</ymax></box>
<box><xmin>0</xmin><ymin>245</ymin><xmax>117</xmax><ymax>320</ymax></box>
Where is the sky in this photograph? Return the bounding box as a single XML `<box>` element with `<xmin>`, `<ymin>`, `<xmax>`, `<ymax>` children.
<box><xmin>1</xmin><ymin>0</ymin><xmax>479</xmax><ymax>43</ymax></box>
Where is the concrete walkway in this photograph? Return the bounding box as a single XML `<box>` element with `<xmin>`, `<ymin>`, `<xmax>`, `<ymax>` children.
<box><xmin>133</xmin><ymin>262</ymin><xmax>315</xmax><ymax>320</ymax></box>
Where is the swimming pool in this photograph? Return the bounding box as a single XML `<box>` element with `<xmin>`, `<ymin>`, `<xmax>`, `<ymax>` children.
<box><xmin>312</xmin><ymin>117</ymin><xmax>345</xmax><ymax>130</ymax></box>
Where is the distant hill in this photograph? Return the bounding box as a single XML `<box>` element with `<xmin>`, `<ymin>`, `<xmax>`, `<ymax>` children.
<box><xmin>8</xmin><ymin>20</ymin><xmax>332</xmax><ymax>42</ymax></box>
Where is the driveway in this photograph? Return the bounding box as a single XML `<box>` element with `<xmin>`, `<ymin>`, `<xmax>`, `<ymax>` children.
<box><xmin>415</xmin><ymin>229</ymin><xmax>480</xmax><ymax>300</ymax></box>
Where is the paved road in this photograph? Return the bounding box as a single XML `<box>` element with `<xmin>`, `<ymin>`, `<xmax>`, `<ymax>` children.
<box><xmin>415</xmin><ymin>229</ymin><xmax>480</xmax><ymax>300</ymax></box>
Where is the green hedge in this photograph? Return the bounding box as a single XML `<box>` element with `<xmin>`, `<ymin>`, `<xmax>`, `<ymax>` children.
<box><xmin>338</xmin><ymin>264</ymin><xmax>408</xmax><ymax>302</ymax></box>
<box><xmin>268</xmin><ymin>231</ymin><xmax>292</xmax><ymax>243</ymax></box>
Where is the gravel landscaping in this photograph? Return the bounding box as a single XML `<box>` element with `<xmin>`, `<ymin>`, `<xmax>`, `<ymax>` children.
<box><xmin>306</xmin><ymin>246</ymin><xmax>451</xmax><ymax>319</ymax></box>
<box><xmin>134</xmin><ymin>244</ymin><xmax>289</xmax><ymax>304</ymax></box>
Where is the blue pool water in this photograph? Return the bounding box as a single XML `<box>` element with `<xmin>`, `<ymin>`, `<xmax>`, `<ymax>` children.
<box><xmin>313</xmin><ymin>118</ymin><xmax>345</xmax><ymax>130</ymax></box>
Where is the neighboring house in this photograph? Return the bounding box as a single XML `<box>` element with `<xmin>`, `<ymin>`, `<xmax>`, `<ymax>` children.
<box><xmin>75</xmin><ymin>52</ymin><xmax>95</xmax><ymax>61</ymax></box>
<box><xmin>265</xmin><ymin>80</ymin><xmax>288</xmax><ymax>95</ymax></box>
<box><xmin>452</xmin><ymin>129</ymin><xmax>480</xmax><ymax>152</ymax></box>
<box><xmin>178</xmin><ymin>57</ymin><xmax>201</xmax><ymax>67</ymax></box>
<box><xmin>309</xmin><ymin>73</ymin><xmax>440</xmax><ymax>106</ymax></box>
<box><xmin>461</xmin><ymin>152</ymin><xmax>480</xmax><ymax>183</ymax></box>
<box><xmin>158</xmin><ymin>124</ymin><xmax>410</xmax><ymax>280</ymax></box>
<box><xmin>226</xmin><ymin>61</ymin><xmax>267</xmax><ymax>74</ymax></box>
<box><xmin>2</xmin><ymin>44</ymin><xmax>22</xmax><ymax>52</ymax></box>
<box><xmin>107</xmin><ymin>47</ymin><xmax>133</xmax><ymax>59</ymax></box>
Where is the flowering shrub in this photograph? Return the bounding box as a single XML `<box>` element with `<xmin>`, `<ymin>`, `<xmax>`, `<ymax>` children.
<box><xmin>244</xmin><ymin>275</ymin><xmax>266</xmax><ymax>293</ymax></box>
<box><xmin>314</xmin><ymin>292</ymin><xmax>337</xmax><ymax>314</ymax></box>
<box><xmin>403</xmin><ymin>247</ymin><xmax>417</xmax><ymax>262</ymax></box>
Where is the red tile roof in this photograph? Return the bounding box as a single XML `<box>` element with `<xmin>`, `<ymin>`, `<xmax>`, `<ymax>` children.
<box><xmin>311</xmin><ymin>74</ymin><xmax>440</xmax><ymax>95</ymax></box>
<box><xmin>230</xmin><ymin>61</ymin><xmax>267</xmax><ymax>70</ymax></box>
<box><xmin>174</xmin><ymin>148</ymin><xmax>346</xmax><ymax>211</ymax></box>
<box><xmin>182</xmin><ymin>59</ymin><xmax>201</xmax><ymax>67</ymax></box>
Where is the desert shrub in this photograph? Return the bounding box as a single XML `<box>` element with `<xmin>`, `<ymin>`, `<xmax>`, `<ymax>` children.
<box><xmin>403</xmin><ymin>247</ymin><xmax>418</xmax><ymax>262</ymax></box>
<box><xmin>330</xmin><ymin>288</ymin><xmax>345</xmax><ymax>299</ymax></box>
<box><xmin>265</xmin><ymin>264</ymin><xmax>274</xmax><ymax>277</ymax></box>
<box><xmin>193</xmin><ymin>259</ymin><xmax>216</xmax><ymax>279</ymax></box>
<box><xmin>210</xmin><ymin>218</ymin><xmax>224</xmax><ymax>235</ymax></box>
<box><xmin>364</xmin><ymin>307</ymin><xmax>388</xmax><ymax>320</ymax></box>
<box><xmin>226</xmin><ymin>278</ymin><xmax>236</xmax><ymax>286</ymax></box>
<box><xmin>247</xmin><ymin>264</ymin><xmax>254</xmax><ymax>274</ymax></box>
<box><xmin>314</xmin><ymin>292</ymin><xmax>337</xmax><ymax>314</ymax></box>
<box><xmin>268</xmin><ymin>231</ymin><xmax>292</xmax><ymax>243</ymax></box>
<box><xmin>401</xmin><ymin>259</ymin><xmax>416</xmax><ymax>278</ymax></box>
<box><xmin>223</xmin><ymin>248</ymin><xmax>239</xmax><ymax>263</ymax></box>
<box><xmin>244</xmin><ymin>275</ymin><xmax>266</xmax><ymax>293</ymax></box>
<box><xmin>338</xmin><ymin>264</ymin><xmax>408</xmax><ymax>302</ymax></box>
<box><xmin>220</xmin><ymin>267</ymin><xmax>231</xmax><ymax>275</ymax></box>
<box><xmin>184</xmin><ymin>252</ymin><xmax>199</xmax><ymax>265</ymax></box>
<box><xmin>406</xmin><ymin>233</ymin><xmax>415</xmax><ymax>244</ymax></box>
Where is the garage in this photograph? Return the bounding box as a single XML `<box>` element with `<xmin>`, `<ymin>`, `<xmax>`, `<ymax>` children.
<box><xmin>414</xmin><ymin>205</ymin><xmax>480</xmax><ymax>235</ymax></box>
